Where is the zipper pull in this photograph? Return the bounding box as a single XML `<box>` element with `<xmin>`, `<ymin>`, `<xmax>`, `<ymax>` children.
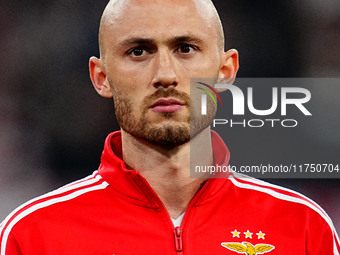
<box><xmin>173</xmin><ymin>226</ymin><xmax>183</xmax><ymax>252</ymax></box>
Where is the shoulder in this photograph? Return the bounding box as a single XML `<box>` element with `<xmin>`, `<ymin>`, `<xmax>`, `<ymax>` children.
<box><xmin>228</xmin><ymin>173</ymin><xmax>330</xmax><ymax>217</ymax></box>
<box><xmin>228</xmin><ymin>173</ymin><xmax>340</xmax><ymax>242</ymax></box>
<box><xmin>0</xmin><ymin>171</ymin><xmax>108</xmax><ymax>250</ymax></box>
<box><xmin>217</xmin><ymin>173</ymin><xmax>340</xmax><ymax>254</ymax></box>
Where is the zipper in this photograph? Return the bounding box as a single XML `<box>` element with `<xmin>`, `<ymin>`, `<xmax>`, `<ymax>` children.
<box><xmin>133</xmin><ymin>173</ymin><xmax>218</xmax><ymax>254</ymax></box>
<box><xmin>173</xmin><ymin>226</ymin><xmax>183</xmax><ymax>253</ymax></box>
<box><xmin>171</xmin><ymin>178</ymin><xmax>217</xmax><ymax>254</ymax></box>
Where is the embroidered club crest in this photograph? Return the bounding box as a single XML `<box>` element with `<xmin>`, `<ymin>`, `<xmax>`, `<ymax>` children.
<box><xmin>221</xmin><ymin>242</ymin><xmax>275</xmax><ymax>255</ymax></box>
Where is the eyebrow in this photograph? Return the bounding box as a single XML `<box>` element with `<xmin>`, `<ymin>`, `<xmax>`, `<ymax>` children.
<box><xmin>169</xmin><ymin>35</ymin><xmax>204</xmax><ymax>45</ymax></box>
<box><xmin>119</xmin><ymin>38</ymin><xmax>154</xmax><ymax>46</ymax></box>
<box><xmin>119</xmin><ymin>35</ymin><xmax>204</xmax><ymax>47</ymax></box>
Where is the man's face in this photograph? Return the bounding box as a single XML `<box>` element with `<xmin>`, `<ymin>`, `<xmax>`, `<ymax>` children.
<box><xmin>101</xmin><ymin>0</ymin><xmax>223</xmax><ymax>146</ymax></box>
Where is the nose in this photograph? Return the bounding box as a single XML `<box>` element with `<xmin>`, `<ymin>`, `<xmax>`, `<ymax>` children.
<box><xmin>152</xmin><ymin>50</ymin><xmax>179</xmax><ymax>88</ymax></box>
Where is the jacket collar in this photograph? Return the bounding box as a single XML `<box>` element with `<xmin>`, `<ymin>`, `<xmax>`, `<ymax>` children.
<box><xmin>98</xmin><ymin>130</ymin><xmax>230</xmax><ymax>206</ymax></box>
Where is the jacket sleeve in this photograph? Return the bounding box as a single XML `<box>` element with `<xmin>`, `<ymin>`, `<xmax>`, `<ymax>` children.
<box><xmin>306</xmin><ymin>215</ymin><xmax>340</xmax><ymax>255</ymax></box>
<box><xmin>0</xmin><ymin>231</ymin><xmax>23</xmax><ymax>255</ymax></box>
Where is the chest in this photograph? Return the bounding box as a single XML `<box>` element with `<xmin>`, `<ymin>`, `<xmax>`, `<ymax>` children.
<box><xmin>19</xmin><ymin>198</ymin><xmax>310</xmax><ymax>255</ymax></box>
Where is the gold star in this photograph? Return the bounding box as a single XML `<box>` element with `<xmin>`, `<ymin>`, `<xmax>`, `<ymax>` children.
<box><xmin>244</xmin><ymin>230</ymin><xmax>253</xmax><ymax>239</ymax></box>
<box><xmin>256</xmin><ymin>231</ymin><xmax>266</xmax><ymax>240</ymax></box>
<box><xmin>231</xmin><ymin>229</ymin><xmax>240</xmax><ymax>238</ymax></box>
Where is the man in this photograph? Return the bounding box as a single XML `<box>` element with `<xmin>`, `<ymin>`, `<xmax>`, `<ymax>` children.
<box><xmin>0</xmin><ymin>0</ymin><xmax>339</xmax><ymax>254</ymax></box>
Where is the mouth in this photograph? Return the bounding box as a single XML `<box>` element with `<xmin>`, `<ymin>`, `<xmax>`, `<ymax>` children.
<box><xmin>150</xmin><ymin>98</ymin><xmax>185</xmax><ymax>113</ymax></box>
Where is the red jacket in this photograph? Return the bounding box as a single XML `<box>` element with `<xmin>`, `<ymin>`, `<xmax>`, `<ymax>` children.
<box><xmin>1</xmin><ymin>131</ymin><xmax>339</xmax><ymax>254</ymax></box>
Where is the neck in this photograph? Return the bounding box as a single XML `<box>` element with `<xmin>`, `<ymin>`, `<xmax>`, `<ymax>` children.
<box><xmin>121</xmin><ymin>127</ymin><xmax>213</xmax><ymax>219</ymax></box>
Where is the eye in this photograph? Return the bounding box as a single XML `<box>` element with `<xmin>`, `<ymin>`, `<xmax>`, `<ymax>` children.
<box><xmin>177</xmin><ymin>44</ymin><xmax>197</xmax><ymax>54</ymax></box>
<box><xmin>128</xmin><ymin>47</ymin><xmax>147</xmax><ymax>57</ymax></box>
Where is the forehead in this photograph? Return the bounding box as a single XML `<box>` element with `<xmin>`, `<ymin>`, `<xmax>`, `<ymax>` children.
<box><xmin>101</xmin><ymin>0</ymin><xmax>218</xmax><ymax>49</ymax></box>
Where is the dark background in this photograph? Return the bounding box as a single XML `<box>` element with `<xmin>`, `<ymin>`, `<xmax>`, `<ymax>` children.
<box><xmin>1</xmin><ymin>0</ymin><xmax>339</xmax><ymax>230</ymax></box>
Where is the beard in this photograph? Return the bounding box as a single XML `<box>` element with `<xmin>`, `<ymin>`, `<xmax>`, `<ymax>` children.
<box><xmin>112</xmin><ymin>86</ymin><xmax>216</xmax><ymax>147</ymax></box>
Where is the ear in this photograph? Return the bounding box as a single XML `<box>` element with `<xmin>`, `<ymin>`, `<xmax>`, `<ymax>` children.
<box><xmin>218</xmin><ymin>49</ymin><xmax>239</xmax><ymax>83</ymax></box>
<box><xmin>89</xmin><ymin>57</ymin><xmax>113</xmax><ymax>98</ymax></box>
